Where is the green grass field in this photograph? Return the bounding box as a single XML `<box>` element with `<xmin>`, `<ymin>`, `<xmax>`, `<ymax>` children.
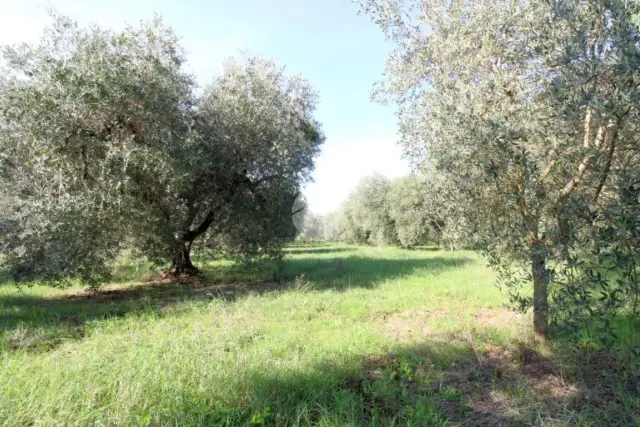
<box><xmin>0</xmin><ymin>245</ymin><xmax>637</xmax><ymax>426</ymax></box>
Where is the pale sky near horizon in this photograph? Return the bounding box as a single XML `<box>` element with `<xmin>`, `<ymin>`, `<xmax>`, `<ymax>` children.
<box><xmin>0</xmin><ymin>0</ymin><xmax>412</xmax><ymax>214</ymax></box>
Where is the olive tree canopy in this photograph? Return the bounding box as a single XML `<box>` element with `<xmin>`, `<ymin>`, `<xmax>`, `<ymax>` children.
<box><xmin>0</xmin><ymin>14</ymin><xmax>324</xmax><ymax>285</ymax></box>
<box><xmin>361</xmin><ymin>0</ymin><xmax>640</xmax><ymax>339</ymax></box>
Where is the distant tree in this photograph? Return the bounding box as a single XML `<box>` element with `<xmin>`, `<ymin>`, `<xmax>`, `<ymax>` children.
<box><xmin>419</xmin><ymin>172</ymin><xmax>472</xmax><ymax>252</ymax></box>
<box><xmin>326</xmin><ymin>173</ymin><xmax>456</xmax><ymax>248</ymax></box>
<box><xmin>0</xmin><ymin>14</ymin><xmax>323</xmax><ymax>285</ymax></box>
<box><xmin>361</xmin><ymin>0</ymin><xmax>640</xmax><ymax>339</ymax></box>
<box><xmin>337</xmin><ymin>201</ymin><xmax>369</xmax><ymax>244</ymax></box>
<box><xmin>387</xmin><ymin>173</ymin><xmax>467</xmax><ymax>250</ymax></box>
<box><xmin>322</xmin><ymin>211</ymin><xmax>343</xmax><ymax>242</ymax></box>
<box><xmin>299</xmin><ymin>212</ymin><xmax>324</xmax><ymax>241</ymax></box>
<box><xmin>387</xmin><ymin>175</ymin><xmax>430</xmax><ymax>248</ymax></box>
<box><xmin>346</xmin><ymin>174</ymin><xmax>398</xmax><ymax>245</ymax></box>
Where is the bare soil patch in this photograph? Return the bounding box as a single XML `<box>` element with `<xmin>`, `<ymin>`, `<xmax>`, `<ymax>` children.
<box><xmin>376</xmin><ymin>309</ymin><xmax>446</xmax><ymax>340</ymax></box>
<box><xmin>65</xmin><ymin>277</ymin><xmax>286</xmax><ymax>302</ymax></box>
<box><xmin>340</xmin><ymin>344</ymin><xmax>592</xmax><ymax>426</ymax></box>
<box><xmin>378</xmin><ymin>307</ymin><xmax>525</xmax><ymax>341</ymax></box>
<box><xmin>473</xmin><ymin>307</ymin><xmax>525</xmax><ymax>328</ymax></box>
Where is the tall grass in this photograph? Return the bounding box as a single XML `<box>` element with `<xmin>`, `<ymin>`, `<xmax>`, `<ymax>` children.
<box><xmin>0</xmin><ymin>245</ymin><xmax>637</xmax><ymax>426</ymax></box>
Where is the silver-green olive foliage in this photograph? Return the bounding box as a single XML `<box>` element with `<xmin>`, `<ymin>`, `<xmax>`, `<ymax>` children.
<box><xmin>387</xmin><ymin>174</ymin><xmax>433</xmax><ymax>248</ymax></box>
<box><xmin>387</xmin><ymin>174</ymin><xmax>461</xmax><ymax>249</ymax></box>
<box><xmin>352</xmin><ymin>174</ymin><xmax>399</xmax><ymax>246</ymax></box>
<box><xmin>322</xmin><ymin>211</ymin><xmax>343</xmax><ymax>242</ymax></box>
<box><xmin>323</xmin><ymin>174</ymin><xmax>460</xmax><ymax>249</ymax></box>
<box><xmin>298</xmin><ymin>212</ymin><xmax>324</xmax><ymax>241</ymax></box>
<box><xmin>336</xmin><ymin>174</ymin><xmax>399</xmax><ymax>246</ymax></box>
<box><xmin>0</xmin><ymin>14</ymin><xmax>323</xmax><ymax>285</ymax></box>
<box><xmin>325</xmin><ymin>173</ymin><xmax>449</xmax><ymax>248</ymax></box>
<box><xmin>361</xmin><ymin>0</ymin><xmax>640</xmax><ymax>338</ymax></box>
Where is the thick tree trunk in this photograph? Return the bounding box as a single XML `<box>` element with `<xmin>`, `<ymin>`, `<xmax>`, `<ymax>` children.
<box><xmin>530</xmin><ymin>240</ymin><xmax>550</xmax><ymax>340</ymax></box>
<box><xmin>170</xmin><ymin>241</ymin><xmax>199</xmax><ymax>275</ymax></box>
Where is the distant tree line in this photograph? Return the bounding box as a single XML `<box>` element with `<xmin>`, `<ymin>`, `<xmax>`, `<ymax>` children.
<box><xmin>298</xmin><ymin>173</ymin><xmax>466</xmax><ymax>250</ymax></box>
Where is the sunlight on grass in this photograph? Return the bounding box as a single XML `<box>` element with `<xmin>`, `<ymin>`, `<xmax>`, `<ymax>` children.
<box><xmin>0</xmin><ymin>245</ymin><xmax>637</xmax><ymax>426</ymax></box>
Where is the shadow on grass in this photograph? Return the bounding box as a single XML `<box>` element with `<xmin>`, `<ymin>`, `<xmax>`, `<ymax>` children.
<box><xmin>0</xmin><ymin>255</ymin><xmax>469</xmax><ymax>353</ymax></box>
<box><xmin>0</xmin><ymin>269</ymin><xmax>12</xmax><ymax>287</ymax></box>
<box><xmin>177</xmin><ymin>339</ymin><xmax>639</xmax><ymax>426</ymax></box>
<box><xmin>283</xmin><ymin>255</ymin><xmax>469</xmax><ymax>291</ymax></box>
<box><xmin>283</xmin><ymin>247</ymin><xmax>357</xmax><ymax>255</ymax></box>
<box><xmin>406</xmin><ymin>245</ymin><xmax>445</xmax><ymax>251</ymax></box>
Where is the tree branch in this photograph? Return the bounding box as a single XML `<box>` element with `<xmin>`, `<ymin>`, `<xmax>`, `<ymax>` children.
<box><xmin>583</xmin><ymin>109</ymin><xmax>592</xmax><ymax>148</ymax></box>
<box><xmin>181</xmin><ymin>172</ymin><xmax>275</xmax><ymax>243</ymax></box>
<box><xmin>560</xmin><ymin>153</ymin><xmax>594</xmax><ymax>198</ymax></box>
<box><xmin>539</xmin><ymin>150</ymin><xmax>557</xmax><ymax>183</ymax></box>
<box><xmin>594</xmin><ymin>122</ymin><xmax>606</xmax><ymax>149</ymax></box>
<box><xmin>183</xmin><ymin>210</ymin><xmax>215</xmax><ymax>242</ymax></box>
<box><xmin>81</xmin><ymin>144</ymin><xmax>89</xmax><ymax>180</ymax></box>
<box><xmin>593</xmin><ymin>116</ymin><xmax>621</xmax><ymax>204</ymax></box>
<box><xmin>291</xmin><ymin>206</ymin><xmax>306</xmax><ymax>217</ymax></box>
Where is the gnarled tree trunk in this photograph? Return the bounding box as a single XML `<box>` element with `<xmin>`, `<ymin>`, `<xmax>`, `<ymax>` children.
<box><xmin>170</xmin><ymin>241</ymin><xmax>199</xmax><ymax>275</ymax></box>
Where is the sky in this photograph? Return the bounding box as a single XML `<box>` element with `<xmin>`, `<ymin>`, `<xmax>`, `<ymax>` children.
<box><xmin>0</xmin><ymin>0</ymin><xmax>411</xmax><ymax>214</ymax></box>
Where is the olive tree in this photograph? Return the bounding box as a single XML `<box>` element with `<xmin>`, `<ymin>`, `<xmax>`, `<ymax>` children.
<box><xmin>322</xmin><ymin>211</ymin><xmax>343</xmax><ymax>242</ymax></box>
<box><xmin>0</xmin><ymin>14</ymin><xmax>323</xmax><ymax>285</ymax></box>
<box><xmin>361</xmin><ymin>0</ymin><xmax>640</xmax><ymax>339</ymax></box>
<box><xmin>387</xmin><ymin>175</ymin><xmax>430</xmax><ymax>248</ymax></box>
<box><xmin>347</xmin><ymin>174</ymin><xmax>398</xmax><ymax>245</ymax></box>
<box><xmin>387</xmin><ymin>174</ymin><xmax>466</xmax><ymax>250</ymax></box>
<box><xmin>298</xmin><ymin>212</ymin><xmax>324</xmax><ymax>241</ymax></box>
<box><xmin>336</xmin><ymin>201</ymin><xmax>369</xmax><ymax>244</ymax></box>
<box><xmin>322</xmin><ymin>178</ymin><xmax>384</xmax><ymax>245</ymax></box>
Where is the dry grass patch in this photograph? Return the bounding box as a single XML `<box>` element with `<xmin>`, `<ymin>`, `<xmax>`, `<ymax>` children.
<box><xmin>377</xmin><ymin>307</ymin><xmax>527</xmax><ymax>342</ymax></box>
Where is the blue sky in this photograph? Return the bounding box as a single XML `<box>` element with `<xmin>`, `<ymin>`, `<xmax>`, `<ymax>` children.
<box><xmin>0</xmin><ymin>0</ymin><xmax>411</xmax><ymax>214</ymax></box>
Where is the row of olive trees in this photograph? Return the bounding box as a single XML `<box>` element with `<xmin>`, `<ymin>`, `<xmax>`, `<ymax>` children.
<box><xmin>0</xmin><ymin>14</ymin><xmax>324</xmax><ymax>286</ymax></box>
<box><xmin>318</xmin><ymin>173</ymin><xmax>464</xmax><ymax>249</ymax></box>
<box><xmin>360</xmin><ymin>0</ymin><xmax>640</xmax><ymax>342</ymax></box>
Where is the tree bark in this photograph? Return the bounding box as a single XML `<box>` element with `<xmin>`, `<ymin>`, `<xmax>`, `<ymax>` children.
<box><xmin>593</xmin><ymin>116</ymin><xmax>621</xmax><ymax>204</ymax></box>
<box><xmin>530</xmin><ymin>239</ymin><xmax>550</xmax><ymax>340</ymax></box>
<box><xmin>170</xmin><ymin>241</ymin><xmax>199</xmax><ymax>275</ymax></box>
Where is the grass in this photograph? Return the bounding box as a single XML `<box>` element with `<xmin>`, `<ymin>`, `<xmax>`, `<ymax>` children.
<box><xmin>0</xmin><ymin>244</ymin><xmax>638</xmax><ymax>426</ymax></box>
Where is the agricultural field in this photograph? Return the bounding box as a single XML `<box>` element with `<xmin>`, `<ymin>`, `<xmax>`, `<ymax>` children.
<box><xmin>1</xmin><ymin>245</ymin><xmax>637</xmax><ymax>426</ymax></box>
<box><xmin>2</xmin><ymin>1</ymin><xmax>640</xmax><ymax>426</ymax></box>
